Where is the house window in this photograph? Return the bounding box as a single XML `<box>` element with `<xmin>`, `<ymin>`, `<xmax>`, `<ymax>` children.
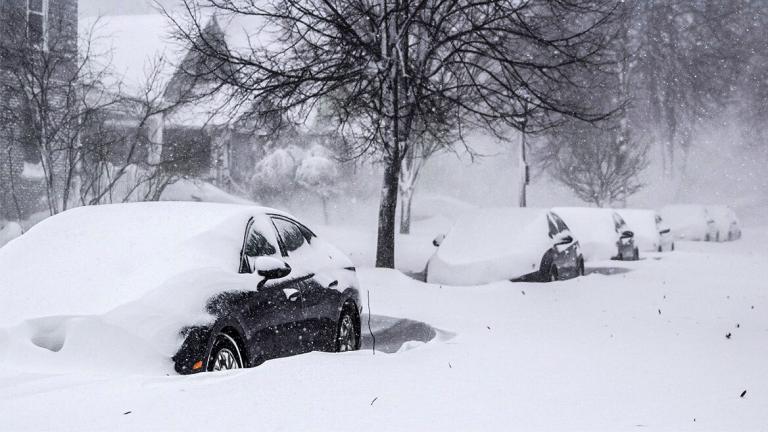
<box><xmin>27</xmin><ymin>0</ymin><xmax>47</xmax><ymax>49</ymax></box>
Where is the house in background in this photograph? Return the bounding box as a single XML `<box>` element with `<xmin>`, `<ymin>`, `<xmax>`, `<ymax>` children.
<box><xmin>80</xmin><ymin>12</ymin><xmax>283</xmax><ymax>195</ymax></box>
<box><xmin>0</xmin><ymin>0</ymin><xmax>79</xmax><ymax>220</ymax></box>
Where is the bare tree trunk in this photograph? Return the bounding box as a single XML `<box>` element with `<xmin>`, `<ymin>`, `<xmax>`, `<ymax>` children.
<box><xmin>399</xmin><ymin>187</ymin><xmax>413</xmax><ymax>235</ymax></box>
<box><xmin>6</xmin><ymin>147</ymin><xmax>23</xmax><ymax>221</ymax></box>
<box><xmin>376</xmin><ymin>155</ymin><xmax>401</xmax><ymax>268</ymax></box>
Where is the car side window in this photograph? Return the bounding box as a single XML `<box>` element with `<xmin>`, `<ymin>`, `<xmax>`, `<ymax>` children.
<box><xmin>550</xmin><ymin>213</ymin><xmax>569</xmax><ymax>233</ymax></box>
<box><xmin>272</xmin><ymin>218</ymin><xmax>307</xmax><ymax>254</ymax></box>
<box><xmin>547</xmin><ymin>215</ymin><xmax>559</xmax><ymax>238</ymax></box>
<box><xmin>239</xmin><ymin>217</ymin><xmax>279</xmax><ymax>273</ymax></box>
<box><xmin>244</xmin><ymin>228</ymin><xmax>277</xmax><ymax>258</ymax></box>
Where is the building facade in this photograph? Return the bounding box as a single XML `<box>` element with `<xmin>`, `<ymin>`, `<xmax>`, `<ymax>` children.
<box><xmin>0</xmin><ymin>0</ymin><xmax>78</xmax><ymax>220</ymax></box>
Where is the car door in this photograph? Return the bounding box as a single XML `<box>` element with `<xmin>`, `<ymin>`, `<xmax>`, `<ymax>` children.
<box><xmin>238</xmin><ymin>215</ymin><xmax>305</xmax><ymax>361</ymax></box>
<box><xmin>270</xmin><ymin>216</ymin><xmax>342</xmax><ymax>352</ymax></box>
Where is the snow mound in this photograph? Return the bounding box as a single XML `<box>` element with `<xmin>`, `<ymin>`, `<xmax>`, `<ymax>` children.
<box><xmin>161</xmin><ymin>180</ymin><xmax>255</xmax><ymax>205</ymax></box>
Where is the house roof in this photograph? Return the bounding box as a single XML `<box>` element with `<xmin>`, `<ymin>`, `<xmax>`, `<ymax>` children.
<box><xmin>79</xmin><ymin>12</ymin><xmax>272</xmax><ymax>127</ymax></box>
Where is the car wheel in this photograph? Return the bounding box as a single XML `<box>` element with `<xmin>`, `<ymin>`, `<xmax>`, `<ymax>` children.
<box><xmin>633</xmin><ymin>248</ymin><xmax>639</xmax><ymax>260</ymax></box>
<box><xmin>705</xmin><ymin>233</ymin><xmax>710</xmax><ymax>242</ymax></box>
<box><xmin>671</xmin><ymin>242</ymin><xmax>675</xmax><ymax>251</ymax></box>
<box><xmin>335</xmin><ymin>308</ymin><xmax>359</xmax><ymax>352</ymax></box>
<box><xmin>578</xmin><ymin>260</ymin><xmax>585</xmax><ymax>277</ymax></box>
<box><xmin>657</xmin><ymin>245</ymin><xmax>662</xmax><ymax>252</ymax></box>
<box><xmin>208</xmin><ymin>333</ymin><xmax>243</xmax><ymax>372</ymax></box>
<box><xmin>716</xmin><ymin>232</ymin><xmax>720</xmax><ymax>242</ymax></box>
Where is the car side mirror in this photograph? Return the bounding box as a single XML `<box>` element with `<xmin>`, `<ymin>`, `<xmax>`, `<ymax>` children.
<box><xmin>621</xmin><ymin>230</ymin><xmax>634</xmax><ymax>239</ymax></box>
<box><xmin>659</xmin><ymin>228</ymin><xmax>670</xmax><ymax>235</ymax></box>
<box><xmin>553</xmin><ymin>232</ymin><xmax>573</xmax><ymax>246</ymax></box>
<box><xmin>432</xmin><ymin>234</ymin><xmax>446</xmax><ymax>247</ymax></box>
<box><xmin>251</xmin><ymin>256</ymin><xmax>291</xmax><ymax>281</ymax></box>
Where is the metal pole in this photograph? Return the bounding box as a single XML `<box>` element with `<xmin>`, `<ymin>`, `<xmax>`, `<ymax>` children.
<box><xmin>518</xmin><ymin>125</ymin><xmax>528</xmax><ymax>208</ymax></box>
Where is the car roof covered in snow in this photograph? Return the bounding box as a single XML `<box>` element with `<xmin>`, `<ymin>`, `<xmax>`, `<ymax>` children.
<box><xmin>615</xmin><ymin>208</ymin><xmax>657</xmax><ymax>228</ymax></box>
<box><xmin>0</xmin><ymin>202</ymin><xmax>294</xmax><ymax>326</ymax></box>
<box><xmin>438</xmin><ymin>207</ymin><xmax>552</xmax><ymax>262</ymax></box>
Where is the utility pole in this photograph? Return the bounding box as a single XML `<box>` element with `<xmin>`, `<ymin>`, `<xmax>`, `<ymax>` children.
<box><xmin>518</xmin><ymin>117</ymin><xmax>529</xmax><ymax>208</ymax></box>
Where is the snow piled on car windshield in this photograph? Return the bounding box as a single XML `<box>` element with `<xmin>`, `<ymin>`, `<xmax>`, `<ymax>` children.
<box><xmin>0</xmin><ymin>202</ymin><xmax>277</xmax><ymax>327</ymax></box>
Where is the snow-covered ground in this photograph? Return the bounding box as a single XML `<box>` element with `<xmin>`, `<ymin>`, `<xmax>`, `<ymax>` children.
<box><xmin>1</xmin><ymin>221</ymin><xmax>767</xmax><ymax>430</ymax></box>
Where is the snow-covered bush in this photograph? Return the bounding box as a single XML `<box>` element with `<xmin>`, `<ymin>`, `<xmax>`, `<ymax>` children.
<box><xmin>251</xmin><ymin>148</ymin><xmax>301</xmax><ymax>198</ymax></box>
<box><xmin>250</xmin><ymin>144</ymin><xmax>341</xmax><ymax>221</ymax></box>
<box><xmin>296</xmin><ymin>151</ymin><xmax>340</xmax><ymax>223</ymax></box>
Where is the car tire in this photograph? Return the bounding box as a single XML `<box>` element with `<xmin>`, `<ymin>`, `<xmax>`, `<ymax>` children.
<box><xmin>633</xmin><ymin>248</ymin><xmax>639</xmax><ymax>260</ymax></box>
<box><xmin>716</xmin><ymin>232</ymin><xmax>720</xmax><ymax>242</ymax></box>
<box><xmin>671</xmin><ymin>242</ymin><xmax>675</xmax><ymax>251</ymax></box>
<box><xmin>207</xmin><ymin>333</ymin><xmax>244</xmax><ymax>372</ymax></box>
<box><xmin>335</xmin><ymin>307</ymin><xmax>359</xmax><ymax>352</ymax></box>
<box><xmin>578</xmin><ymin>260</ymin><xmax>585</xmax><ymax>277</ymax></box>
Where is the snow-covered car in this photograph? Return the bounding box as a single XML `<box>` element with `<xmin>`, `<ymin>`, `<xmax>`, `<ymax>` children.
<box><xmin>553</xmin><ymin>207</ymin><xmax>639</xmax><ymax>261</ymax></box>
<box><xmin>0</xmin><ymin>202</ymin><xmax>361</xmax><ymax>375</ymax></box>
<box><xmin>616</xmin><ymin>209</ymin><xmax>675</xmax><ymax>252</ymax></box>
<box><xmin>426</xmin><ymin>208</ymin><xmax>584</xmax><ymax>285</ymax></box>
<box><xmin>706</xmin><ymin>205</ymin><xmax>741</xmax><ymax>241</ymax></box>
<box><xmin>660</xmin><ymin>204</ymin><xmax>718</xmax><ymax>241</ymax></box>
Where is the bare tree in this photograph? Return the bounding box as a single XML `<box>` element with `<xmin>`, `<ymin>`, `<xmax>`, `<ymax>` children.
<box><xmin>0</xmin><ymin>3</ymin><xmax>115</xmax><ymax>215</ymax></box>
<box><xmin>76</xmin><ymin>55</ymin><xmax>192</xmax><ymax>206</ymax></box>
<box><xmin>539</xmin><ymin>121</ymin><xmax>648</xmax><ymax>207</ymax></box>
<box><xmin>628</xmin><ymin>0</ymin><xmax>749</xmax><ymax>178</ymax></box>
<box><xmin>165</xmin><ymin>0</ymin><xmax>618</xmax><ymax>268</ymax></box>
<box><xmin>397</xmin><ymin>119</ymin><xmax>452</xmax><ymax>234</ymax></box>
